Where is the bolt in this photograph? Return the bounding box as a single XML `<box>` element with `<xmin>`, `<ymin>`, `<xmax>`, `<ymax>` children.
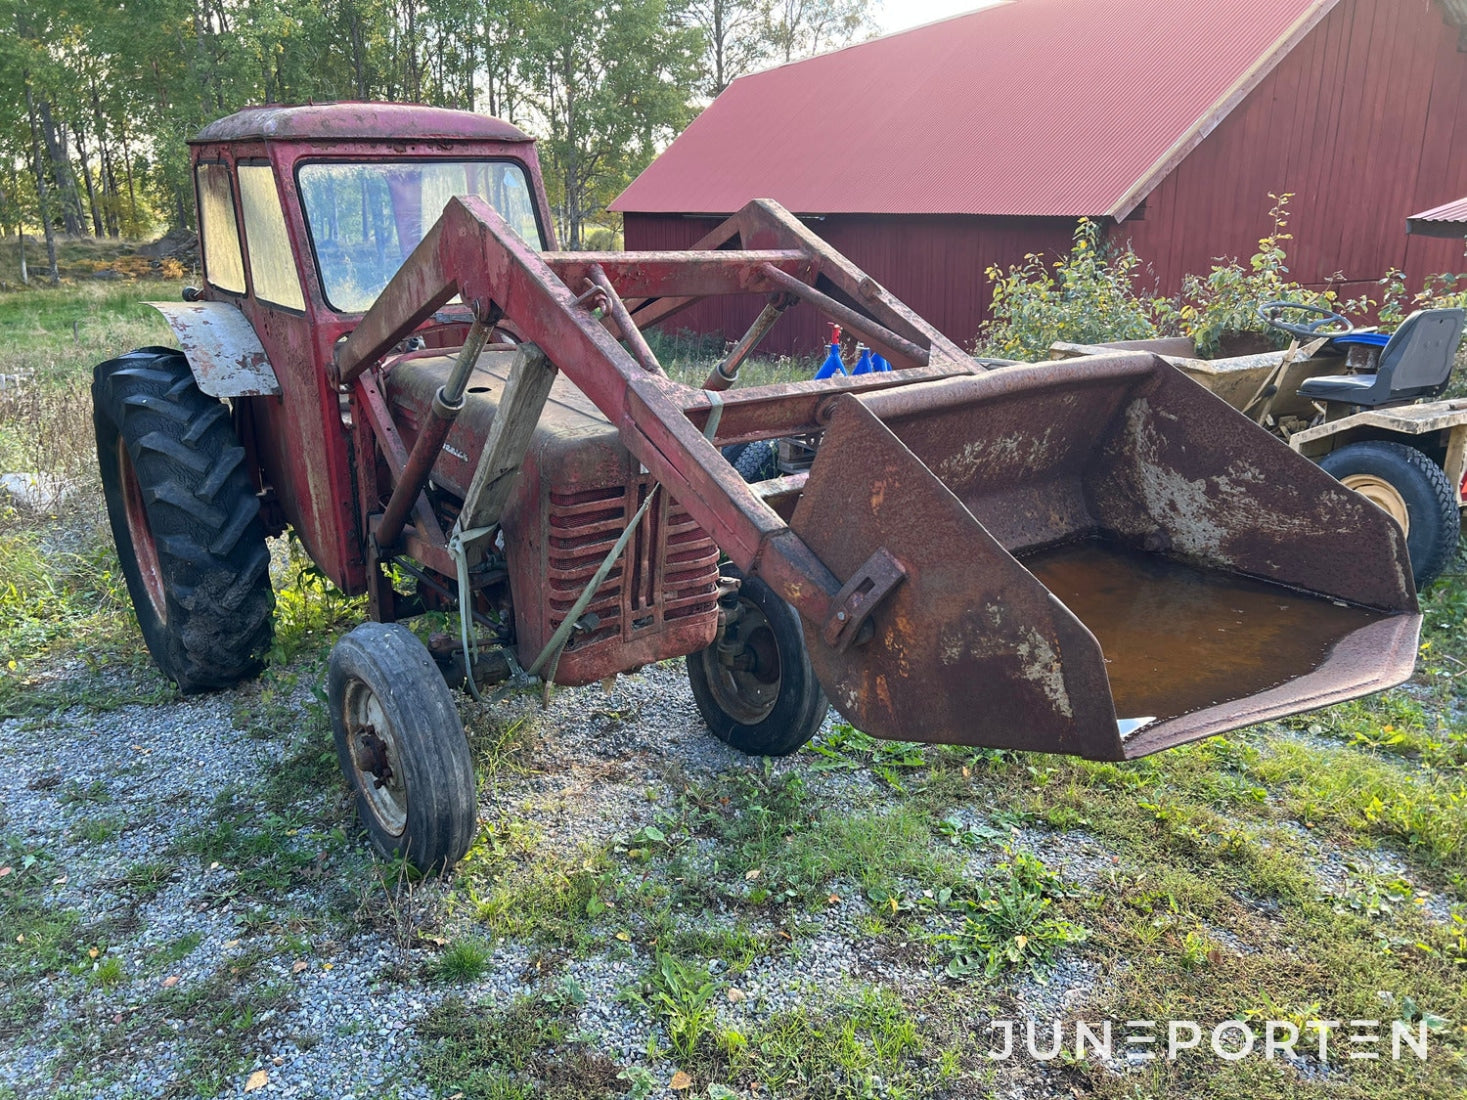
<box><xmin>836</xmin><ymin>611</ymin><xmax>847</xmax><ymax>621</ymax></box>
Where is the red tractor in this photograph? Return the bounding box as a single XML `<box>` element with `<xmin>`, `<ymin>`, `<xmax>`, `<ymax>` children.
<box><xmin>93</xmin><ymin>104</ymin><xmax>1421</xmax><ymax>869</ymax></box>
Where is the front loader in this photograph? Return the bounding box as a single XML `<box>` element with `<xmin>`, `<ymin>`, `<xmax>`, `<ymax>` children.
<box><xmin>93</xmin><ymin>104</ymin><xmax>1420</xmax><ymax>870</ymax></box>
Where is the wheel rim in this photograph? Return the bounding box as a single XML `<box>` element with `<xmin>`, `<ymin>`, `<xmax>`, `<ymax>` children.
<box><xmin>701</xmin><ymin>597</ymin><xmax>782</xmax><ymax>725</ymax></box>
<box><xmin>1341</xmin><ymin>473</ymin><xmax>1410</xmax><ymax>537</ymax></box>
<box><xmin>118</xmin><ymin>437</ymin><xmax>168</xmax><ymax>623</ymax></box>
<box><xmin>342</xmin><ymin>679</ymin><xmax>409</xmax><ymax>836</ymax></box>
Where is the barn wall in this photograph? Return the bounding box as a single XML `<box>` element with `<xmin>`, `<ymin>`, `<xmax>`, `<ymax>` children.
<box><xmin>1118</xmin><ymin>0</ymin><xmax>1467</xmax><ymax>299</ymax></box>
<box><xmin>624</xmin><ymin>212</ymin><xmax>1075</xmax><ymax>356</ymax></box>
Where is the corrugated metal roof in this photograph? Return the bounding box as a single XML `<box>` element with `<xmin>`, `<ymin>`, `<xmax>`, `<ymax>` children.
<box><xmin>613</xmin><ymin>0</ymin><xmax>1337</xmax><ymax>219</ymax></box>
<box><xmin>1408</xmin><ymin>195</ymin><xmax>1467</xmax><ymax>237</ymax></box>
<box><xmin>192</xmin><ymin>103</ymin><xmax>531</xmax><ymax>145</ymax></box>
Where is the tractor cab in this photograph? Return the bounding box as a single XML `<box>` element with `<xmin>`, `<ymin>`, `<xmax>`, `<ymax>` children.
<box><xmin>152</xmin><ymin>105</ymin><xmax>558</xmax><ymax>593</ymax></box>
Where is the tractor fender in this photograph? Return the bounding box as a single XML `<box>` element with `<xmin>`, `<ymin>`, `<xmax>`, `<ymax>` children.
<box><xmin>1290</xmin><ymin>403</ymin><xmax>1467</xmax><ymax>505</ymax></box>
<box><xmin>144</xmin><ymin>300</ymin><xmax>281</xmax><ymax>398</ymax></box>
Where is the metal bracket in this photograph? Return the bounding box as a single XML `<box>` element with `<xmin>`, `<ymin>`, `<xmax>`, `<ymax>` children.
<box><xmin>820</xmin><ymin>547</ymin><xmax>905</xmax><ymax>652</ymax></box>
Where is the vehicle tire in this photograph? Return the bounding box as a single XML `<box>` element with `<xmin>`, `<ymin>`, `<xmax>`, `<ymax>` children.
<box><xmin>1319</xmin><ymin>440</ymin><xmax>1460</xmax><ymax>589</ymax></box>
<box><xmin>93</xmin><ymin>347</ymin><xmax>274</xmax><ymax>692</ymax></box>
<box><xmin>328</xmin><ymin>622</ymin><xmax>477</xmax><ymax>871</ymax></box>
<box><xmin>733</xmin><ymin>439</ymin><xmax>779</xmax><ymax>482</ymax></box>
<box><xmin>686</xmin><ymin>564</ymin><xmax>828</xmax><ymax>756</ymax></box>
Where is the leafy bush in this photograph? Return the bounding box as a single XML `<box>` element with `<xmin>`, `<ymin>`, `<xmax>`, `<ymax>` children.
<box><xmin>975</xmin><ymin>193</ymin><xmax>1383</xmax><ymax>361</ymax></box>
<box><xmin>976</xmin><ymin>219</ymin><xmax>1167</xmax><ymax>360</ymax></box>
<box><xmin>1378</xmin><ymin>267</ymin><xmax>1467</xmax><ymax>330</ymax></box>
<box><xmin>1176</xmin><ymin>194</ymin><xmax>1368</xmax><ymax>357</ymax></box>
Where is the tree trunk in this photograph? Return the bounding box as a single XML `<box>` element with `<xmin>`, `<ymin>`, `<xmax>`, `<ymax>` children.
<box><xmin>37</xmin><ymin>97</ymin><xmax>86</xmax><ymax>237</ymax></box>
<box><xmin>74</xmin><ymin>120</ymin><xmax>105</xmax><ymax>238</ymax></box>
<box><xmin>89</xmin><ymin>77</ymin><xmax>120</xmax><ymax>237</ymax></box>
<box><xmin>119</xmin><ymin>122</ymin><xmax>139</xmax><ymax>233</ymax></box>
<box><xmin>18</xmin><ymin>229</ymin><xmax>28</xmax><ymax>286</ymax></box>
<box><xmin>24</xmin><ymin>81</ymin><xmax>61</xmax><ymax>285</ymax></box>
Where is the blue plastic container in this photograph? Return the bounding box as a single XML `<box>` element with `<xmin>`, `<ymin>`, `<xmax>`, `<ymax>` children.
<box><xmin>814</xmin><ymin>343</ymin><xmax>847</xmax><ymax>379</ymax></box>
<box><xmin>871</xmin><ymin>352</ymin><xmax>892</xmax><ymax>372</ymax></box>
<box><xmin>851</xmin><ymin>346</ymin><xmax>875</xmax><ymax>375</ymax></box>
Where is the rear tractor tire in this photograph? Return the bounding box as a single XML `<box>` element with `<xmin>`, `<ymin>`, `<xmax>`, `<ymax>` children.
<box><xmin>687</xmin><ymin>564</ymin><xmax>828</xmax><ymax>757</ymax></box>
<box><xmin>93</xmin><ymin>347</ymin><xmax>274</xmax><ymax>692</ymax></box>
<box><xmin>328</xmin><ymin>622</ymin><xmax>477</xmax><ymax>871</ymax></box>
<box><xmin>1319</xmin><ymin>440</ymin><xmax>1460</xmax><ymax>589</ymax></box>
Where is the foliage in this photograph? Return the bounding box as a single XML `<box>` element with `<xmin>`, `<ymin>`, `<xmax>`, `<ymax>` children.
<box><xmin>0</xmin><ymin>0</ymin><xmax>874</xmax><ymax>263</ymax></box>
<box><xmin>977</xmin><ymin>194</ymin><xmax>1395</xmax><ymax>361</ymax></box>
<box><xmin>976</xmin><ymin>219</ymin><xmax>1169</xmax><ymax>359</ymax></box>
<box><xmin>519</xmin><ymin>0</ymin><xmax>702</xmax><ymax>248</ymax></box>
<box><xmin>1176</xmin><ymin>194</ymin><xmax>1369</xmax><ymax>357</ymax></box>
<box><xmin>623</xmin><ymin>952</ymin><xmax>719</xmax><ymax>1057</ymax></box>
<box><xmin>1379</xmin><ymin>267</ymin><xmax>1467</xmax><ymax>330</ymax></box>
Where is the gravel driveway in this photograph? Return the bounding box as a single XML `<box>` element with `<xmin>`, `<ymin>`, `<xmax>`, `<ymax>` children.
<box><xmin>0</xmin><ymin>648</ymin><xmax>1109</xmax><ymax>1100</ymax></box>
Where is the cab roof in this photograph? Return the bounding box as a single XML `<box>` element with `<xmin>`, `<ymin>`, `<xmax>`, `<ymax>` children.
<box><xmin>192</xmin><ymin>103</ymin><xmax>532</xmax><ymax>146</ymax></box>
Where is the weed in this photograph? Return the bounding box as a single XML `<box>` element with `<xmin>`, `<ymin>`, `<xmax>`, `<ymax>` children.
<box><xmin>938</xmin><ymin>852</ymin><xmax>1087</xmax><ymax>979</ymax></box>
<box><xmin>418</xmin><ymin>992</ymin><xmax>621</xmax><ymax>1100</ymax></box>
<box><xmin>90</xmin><ymin>955</ymin><xmax>125</xmax><ymax>988</ymax></box>
<box><xmin>115</xmin><ymin>860</ymin><xmax>177</xmax><ymax>901</ymax></box>
<box><xmin>714</xmin><ymin>987</ymin><xmax>929</xmax><ymax>1099</ymax></box>
<box><xmin>623</xmin><ymin>952</ymin><xmax>718</xmax><ymax>1059</ymax></box>
<box><xmin>430</xmin><ymin>937</ymin><xmax>493</xmax><ymax>983</ymax></box>
<box><xmin>0</xmin><ymin>840</ymin><xmax>81</xmax><ymax>982</ymax></box>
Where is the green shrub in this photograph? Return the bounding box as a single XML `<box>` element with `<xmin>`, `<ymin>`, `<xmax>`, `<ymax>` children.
<box><xmin>976</xmin><ymin>219</ymin><xmax>1167</xmax><ymax>359</ymax></box>
<box><xmin>1378</xmin><ymin>267</ymin><xmax>1467</xmax><ymax>330</ymax></box>
<box><xmin>1175</xmin><ymin>194</ymin><xmax>1370</xmax><ymax>357</ymax></box>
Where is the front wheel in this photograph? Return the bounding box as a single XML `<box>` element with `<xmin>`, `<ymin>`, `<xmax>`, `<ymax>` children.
<box><xmin>1319</xmin><ymin>440</ymin><xmax>1460</xmax><ymax>589</ymax></box>
<box><xmin>328</xmin><ymin>623</ymin><xmax>477</xmax><ymax>871</ymax></box>
<box><xmin>686</xmin><ymin>565</ymin><xmax>827</xmax><ymax>756</ymax></box>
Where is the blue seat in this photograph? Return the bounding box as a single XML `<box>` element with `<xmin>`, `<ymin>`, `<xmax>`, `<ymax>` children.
<box><xmin>1296</xmin><ymin>308</ymin><xmax>1465</xmax><ymax>408</ymax></box>
<box><xmin>1331</xmin><ymin>331</ymin><xmax>1390</xmax><ymax>349</ymax></box>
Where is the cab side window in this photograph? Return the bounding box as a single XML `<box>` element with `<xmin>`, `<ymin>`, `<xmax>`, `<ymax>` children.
<box><xmin>237</xmin><ymin>164</ymin><xmax>306</xmax><ymax>311</ymax></box>
<box><xmin>196</xmin><ymin>164</ymin><xmax>245</xmax><ymax>295</ymax></box>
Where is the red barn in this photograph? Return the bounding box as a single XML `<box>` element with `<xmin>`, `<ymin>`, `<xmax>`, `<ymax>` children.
<box><xmin>612</xmin><ymin>0</ymin><xmax>1467</xmax><ymax>355</ymax></box>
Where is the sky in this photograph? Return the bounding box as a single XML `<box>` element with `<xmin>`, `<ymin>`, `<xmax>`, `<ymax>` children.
<box><xmin>875</xmin><ymin>0</ymin><xmax>1004</xmax><ymax>35</ymax></box>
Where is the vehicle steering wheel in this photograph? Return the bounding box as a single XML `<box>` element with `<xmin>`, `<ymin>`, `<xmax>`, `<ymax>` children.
<box><xmin>1257</xmin><ymin>300</ymin><xmax>1354</xmax><ymax>341</ymax></box>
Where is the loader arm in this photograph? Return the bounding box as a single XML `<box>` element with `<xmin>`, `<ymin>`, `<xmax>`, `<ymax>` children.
<box><xmin>334</xmin><ymin>196</ymin><xmax>979</xmax><ymax>628</ymax></box>
<box><xmin>336</xmin><ymin>196</ymin><xmax>1420</xmax><ymax>762</ymax></box>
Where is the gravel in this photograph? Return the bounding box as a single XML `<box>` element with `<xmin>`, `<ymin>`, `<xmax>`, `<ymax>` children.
<box><xmin>6</xmin><ymin>644</ymin><xmax>1426</xmax><ymax>1099</ymax></box>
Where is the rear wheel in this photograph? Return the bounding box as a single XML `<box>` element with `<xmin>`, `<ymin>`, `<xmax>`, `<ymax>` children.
<box><xmin>328</xmin><ymin>622</ymin><xmax>477</xmax><ymax>871</ymax></box>
<box><xmin>1319</xmin><ymin>440</ymin><xmax>1460</xmax><ymax>589</ymax></box>
<box><xmin>93</xmin><ymin>348</ymin><xmax>274</xmax><ymax>692</ymax></box>
<box><xmin>687</xmin><ymin>565</ymin><xmax>827</xmax><ymax>756</ymax></box>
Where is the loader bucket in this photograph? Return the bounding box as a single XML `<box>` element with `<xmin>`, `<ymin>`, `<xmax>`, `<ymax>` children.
<box><xmin>790</xmin><ymin>353</ymin><xmax>1420</xmax><ymax>760</ymax></box>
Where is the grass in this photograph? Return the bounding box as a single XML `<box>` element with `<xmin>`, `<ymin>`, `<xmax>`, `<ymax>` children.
<box><xmin>418</xmin><ymin>991</ymin><xmax>622</xmax><ymax>1100</ymax></box>
<box><xmin>6</xmin><ymin>253</ymin><xmax>1467</xmax><ymax>1097</ymax></box>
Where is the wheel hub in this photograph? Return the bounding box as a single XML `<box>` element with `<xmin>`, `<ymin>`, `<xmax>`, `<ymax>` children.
<box><xmin>342</xmin><ymin>684</ymin><xmax>409</xmax><ymax>837</ymax></box>
<box><xmin>1341</xmin><ymin>473</ymin><xmax>1410</xmax><ymax>537</ymax></box>
<box><xmin>353</xmin><ymin>726</ymin><xmax>395</xmax><ymax>789</ymax></box>
<box><xmin>703</xmin><ymin>596</ymin><xmax>782</xmax><ymax>725</ymax></box>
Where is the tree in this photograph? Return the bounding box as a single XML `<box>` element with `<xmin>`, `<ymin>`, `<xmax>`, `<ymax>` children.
<box><xmin>521</xmin><ymin>0</ymin><xmax>702</xmax><ymax>248</ymax></box>
<box><xmin>681</xmin><ymin>0</ymin><xmax>769</xmax><ymax>95</ymax></box>
<box><xmin>765</xmin><ymin>0</ymin><xmax>874</xmax><ymax>63</ymax></box>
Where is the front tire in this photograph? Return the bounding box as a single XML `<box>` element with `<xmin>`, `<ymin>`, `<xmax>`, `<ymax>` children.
<box><xmin>687</xmin><ymin>565</ymin><xmax>827</xmax><ymax>756</ymax></box>
<box><xmin>1319</xmin><ymin>440</ymin><xmax>1460</xmax><ymax>589</ymax></box>
<box><xmin>93</xmin><ymin>347</ymin><xmax>274</xmax><ymax>692</ymax></box>
<box><xmin>328</xmin><ymin>623</ymin><xmax>477</xmax><ymax>871</ymax></box>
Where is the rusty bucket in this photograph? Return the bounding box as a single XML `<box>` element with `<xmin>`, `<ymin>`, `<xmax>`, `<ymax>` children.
<box><xmin>790</xmin><ymin>353</ymin><xmax>1420</xmax><ymax>760</ymax></box>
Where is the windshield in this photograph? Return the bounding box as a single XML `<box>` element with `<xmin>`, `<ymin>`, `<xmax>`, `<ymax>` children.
<box><xmin>297</xmin><ymin>160</ymin><xmax>543</xmax><ymax>313</ymax></box>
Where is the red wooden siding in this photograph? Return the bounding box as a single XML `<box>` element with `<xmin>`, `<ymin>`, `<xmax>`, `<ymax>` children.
<box><xmin>1115</xmin><ymin>0</ymin><xmax>1467</xmax><ymax>299</ymax></box>
<box><xmin>624</xmin><ymin>212</ymin><xmax>1075</xmax><ymax>355</ymax></box>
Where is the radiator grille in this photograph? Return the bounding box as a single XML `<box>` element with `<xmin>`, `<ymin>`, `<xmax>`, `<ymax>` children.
<box><xmin>544</xmin><ymin>483</ymin><xmax>720</xmax><ymax>645</ymax></box>
<box><xmin>546</xmin><ymin>485</ymin><xmax>626</xmax><ymax>645</ymax></box>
